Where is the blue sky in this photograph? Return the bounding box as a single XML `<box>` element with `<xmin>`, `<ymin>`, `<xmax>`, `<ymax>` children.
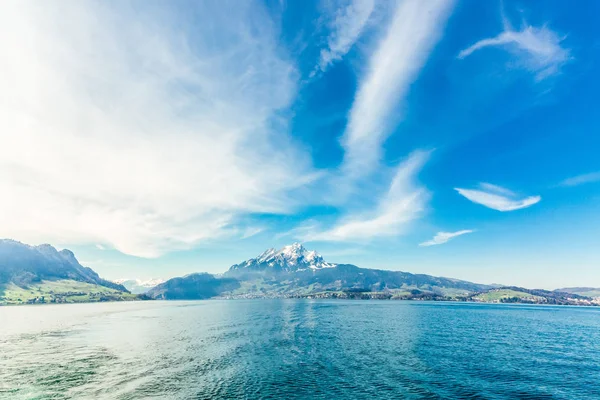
<box><xmin>1</xmin><ymin>0</ymin><xmax>599</xmax><ymax>289</ymax></box>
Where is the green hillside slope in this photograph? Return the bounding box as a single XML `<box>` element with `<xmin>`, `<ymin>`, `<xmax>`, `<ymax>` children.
<box><xmin>0</xmin><ymin>279</ymin><xmax>138</xmax><ymax>305</ymax></box>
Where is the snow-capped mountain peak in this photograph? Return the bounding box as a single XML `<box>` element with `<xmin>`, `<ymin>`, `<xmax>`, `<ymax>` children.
<box><xmin>229</xmin><ymin>243</ymin><xmax>336</xmax><ymax>273</ymax></box>
<box><xmin>113</xmin><ymin>278</ymin><xmax>166</xmax><ymax>294</ymax></box>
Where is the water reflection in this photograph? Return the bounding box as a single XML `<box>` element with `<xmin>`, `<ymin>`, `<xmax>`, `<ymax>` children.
<box><xmin>1</xmin><ymin>301</ymin><xmax>599</xmax><ymax>399</ymax></box>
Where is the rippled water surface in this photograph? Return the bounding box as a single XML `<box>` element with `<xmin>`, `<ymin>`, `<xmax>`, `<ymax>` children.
<box><xmin>1</xmin><ymin>300</ymin><xmax>599</xmax><ymax>399</ymax></box>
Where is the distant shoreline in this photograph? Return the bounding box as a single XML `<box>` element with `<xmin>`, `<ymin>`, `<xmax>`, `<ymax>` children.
<box><xmin>3</xmin><ymin>296</ymin><xmax>599</xmax><ymax>308</ymax></box>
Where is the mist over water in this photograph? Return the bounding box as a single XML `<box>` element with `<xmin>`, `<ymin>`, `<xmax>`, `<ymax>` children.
<box><xmin>1</xmin><ymin>300</ymin><xmax>599</xmax><ymax>399</ymax></box>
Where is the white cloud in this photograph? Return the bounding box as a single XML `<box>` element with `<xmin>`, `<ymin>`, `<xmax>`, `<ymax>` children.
<box><xmin>477</xmin><ymin>183</ymin><xmax>515</xmax><ymax>197</ymax></box>
<box><xmin>455</xmin><ymin>183</ymin><xmax>541</xmax><ymax>212</ymax></box>
<box><xmin>240</xmin><ymin>227</ymin><xmax>265</xmax><ymax>239</ymax></box>
<box><xmin>559</xmin><ymin>171</ymin><xmax>600</xmax><ymax>187</ymax></box>
<box><xmin>419</xmin><ymin>230</ymin><xmax>473</xmax><ymax>247</ymax></box>
<box><xmin>458</xmin><ymin>21</ymin><xmax>570</xmax><ymax>81</ymax></box>
<box><xmin>341</xmin><ymin>0</ymin><xmax>454</xmax><ymax>179</ymax></box>
<box><xmin>314</xmin><ymin>0</ymin><xmax>374</xmax><ymax>75</ymax></box>
<box><xmin>305</xmin><ymin>150</ymin><xmax>430</xmax><ymax>241</ymax></box>
<box><xmin>95</xmin><ymin>244</ymin><xmax>106</xmax><ymax>251</ymax></box>
<box><xmin>0</xmin><ymin>1</ymin><xmax>316</xmax><ymax>257</ymax></box>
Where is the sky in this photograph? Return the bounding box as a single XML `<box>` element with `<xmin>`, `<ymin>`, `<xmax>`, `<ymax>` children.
<box><xmin>1</xmin><ymin>0</ymin><xmax>599</xmax><ymax>289</ymax></box>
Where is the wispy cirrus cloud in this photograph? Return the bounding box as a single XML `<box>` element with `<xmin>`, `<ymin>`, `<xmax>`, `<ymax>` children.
<box><xmin>458</xmin><ymin>17</ymin><xmax>570</xmax><ymax>81</ymax></box>
<box><xmin>419</xmin><ymin>230</ymin><xmax>473</xmax><ymax>247</ymax></box>
<box><xmin>559</xmin><ymin>171</ymin><xmax>600</xmax><ymax>187</ymax></box>
<box><xmin>302</xmin><ymin>1</ymin><xmax>454</xmax><ymax>242</ymax></box>
<box><xmin>240</xmin><ymin>227</ymin><xmax>266</xmax><ymax>240</ymax></box>
<box><xmin>0</xmin><ymin>1</ymin><xmax>315</xmax><ymax>257</ymax></box>
<box><xmin>341</xmin><ymin>0</ymin><xmax>454</xmax><ymax>179</ymax></box>
<box><xmin>313</xmin><ymin>0</ymin><xmax>375</xmax><ymax>75</ymax></box>
<box><xmin>455</xmin><ymin>183</ymin><xmax>541</xmax><ymax>212</ymax></box>
<box><xmin>305</xmin><ymin>150</ymin><xmax>431</xmax><ymax>242</ymax></box>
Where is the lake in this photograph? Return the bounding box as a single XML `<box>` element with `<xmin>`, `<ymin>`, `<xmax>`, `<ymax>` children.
<box><xmin>1</xmin><ymin>300</ymin><xmax>599</xmax><ymax>399</ymax></box>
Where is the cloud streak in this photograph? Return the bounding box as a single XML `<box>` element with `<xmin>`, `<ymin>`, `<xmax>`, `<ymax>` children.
<box><xmin>458</xmin><ymin>20</ymin><xmax>570</xmax><ymax>81</ymax></box>
<box><xmin>0</xmin><ymin>1</ymin><xmax>315</xmax><ymax>257</ymax></box>
<box><xmin>559</xmin><ymin>171</ymin><xmax>600</xmax><ymax>187</ymax></box>
<box><xmin>419</xmin><ymin>230</ymin><xmax>473</xmax><ymax>247</ymax></box>
<box><xmin>305</xmin><ymin>150</ymin><xmax>431</xmax><ymax>242</ymax></box>
<box><xmin>314</xmin><ymin>0</ymin><xmax>374</xmax><ymax>75</ymax></box>
<box><xmin>240</xmin><ymin>227</ymin><xmax>265</xmax><ymax>239</ymax></box>
<box><xmin>341</xmin><ymin>0</ymin><xmax>454</xmax><ymax>178</ymax></box>
<box><xmin>455</xmin><ymin>183</ymin><xmax>541</xmax><ymax>212</ymax></box>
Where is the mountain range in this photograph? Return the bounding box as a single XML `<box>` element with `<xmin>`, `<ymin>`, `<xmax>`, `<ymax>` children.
<box><xmin>147</xmin><ymin>243</ymin><xmax>599</xmax><ymax>305</ymax></box>
<box><xmin>555</xmin><ymin>287</ymin><xmax>600</xmax><ymax>298</ymax></box>
<box><xmin>148</xmin><ymin>242</ymin><xmax>489</xmax><ymax>299</ymax></box>
<box><xmin>1</xmin><ymin>240</ymin><xmax>598</xmax><ymax>306</ymax></box>
<box><xmin>114</xmin><ymin>278</ymin><xmax>166</xmax><ymax>294</ymax></box>
<box><xmin>0</xmin><ymin>240</ymin><xmax>135</xmax><ymax>305</ymax></box>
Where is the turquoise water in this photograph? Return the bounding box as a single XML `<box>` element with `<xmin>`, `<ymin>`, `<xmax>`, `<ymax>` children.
<box><xmin>1</xmin><ymin>300</ymin><xmax>599</xmax><ymax>399</ymax></box>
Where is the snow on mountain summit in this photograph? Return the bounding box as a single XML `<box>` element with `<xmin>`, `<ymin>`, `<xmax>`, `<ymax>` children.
<box><xmin>113</xmin><ymin>278</ymin><xmax>166</xmax><ymax>294</ymax></box>
<box><xmin>229</xmin><ymin>243</ymin><xmax>336</xmax><ymax>273</ymax></box>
